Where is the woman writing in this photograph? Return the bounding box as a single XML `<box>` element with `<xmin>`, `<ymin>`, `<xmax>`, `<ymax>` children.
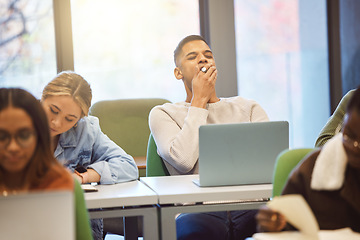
<box><xmin>256</xmin><ymin>87</ymin><xmax>360</xmax><ymax>233</ymax></box>
<box><xmin>0</xmin><ymin>88</ymin><xmax>93</xmax><ymax>240</ymax></box>
<box><xmin>41</xmin><ymin>71</ymin><xmax>138</xmax><ymax>184</ymax></box>
<box><xmin>41</xmin><ymin>71</ymin><xmax>138</xmax><ymax>239</ymax></box>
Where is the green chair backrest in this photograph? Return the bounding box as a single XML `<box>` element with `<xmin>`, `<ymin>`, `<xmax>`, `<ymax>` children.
<box><xmin>272</xmin><ymin>148</ymin><xmax>315</xmax><ymax>197</ymax></box>
<box><xmin>74</xmin><ymin>180</ymin><xmax>94</xmax><ymax>240</ymax></box>
<box><xmin>89</xmin><ymin>98</ymin><xmax>170</xmax><ymax>157</ymax></box>
<box><xmin>146</xmin><ymin>133</ymin><xmax>170</xmax><ymax>176</ymax></box>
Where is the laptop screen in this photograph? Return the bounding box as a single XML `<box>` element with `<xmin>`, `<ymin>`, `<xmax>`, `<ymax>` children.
<box><xmin>197</xmin><ymin>121</ymin><xmax>289</xmax><ymax>187</ymax></box>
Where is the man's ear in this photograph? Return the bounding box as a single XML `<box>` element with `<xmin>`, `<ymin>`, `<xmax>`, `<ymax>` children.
<box><xmin>174</xmin><ymin>67</ymin><xmax>183</xmax><ymax>80</ymax></box>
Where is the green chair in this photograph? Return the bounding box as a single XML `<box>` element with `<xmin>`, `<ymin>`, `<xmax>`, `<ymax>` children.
<box><xmin>272</xmin><ymin>148</ymin><xmax>315</xmax><ymax>197</ymax></box>
<box><xmin>89</xmin><ymin>98</ymin><xmax>170</xmax><ymax>238</ymax></box>
<box><xmin>74</xmin><ymin>180</ymin><xmax>94</xmax><ymax>240</ymax></box>
<box><xmin>89</xmin><ymin>98</ymin><xmax>170</xmax><ymax>178</ymax></box>
<box><xmin>146</xmin><ymin>133</ymin><xmax>170</xmax><ymax>176</ymax></box>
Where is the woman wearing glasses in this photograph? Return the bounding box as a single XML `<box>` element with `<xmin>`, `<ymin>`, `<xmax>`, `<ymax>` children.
<box><xmin>0</xmin><ymin>88</ymin><xmax>93</xmax><ymax>240</ymax></box>
<box><xmin>256</xmin><ymin>87</ymin><xmax>360</xmax><ymax>233</ymax></box>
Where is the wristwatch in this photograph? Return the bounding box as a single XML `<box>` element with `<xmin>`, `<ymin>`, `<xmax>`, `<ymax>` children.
<box><xmin>75</xmin><ymin>165</ymin><xmax>87</xmax><ymax>173</ymax></box>
<box><xmin>74</xmin><ymin>165</ymin><xmax>88</xmax><ymax>184</ymax></box>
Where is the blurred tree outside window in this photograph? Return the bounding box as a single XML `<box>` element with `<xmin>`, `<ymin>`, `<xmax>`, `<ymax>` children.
<box><xmin>0</xmin><ymin>0</ymin><xmax>56</xmax><ymax>97</ymax></box>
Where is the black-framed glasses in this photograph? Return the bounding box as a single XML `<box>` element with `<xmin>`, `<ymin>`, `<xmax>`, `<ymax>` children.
<box><xmin>343</xmin><ymin>133</ymin><xmax>360</xmax><ymax>150</ymax></box>
<box><xmin>0</xmin><ymin>129</ymin><xmax>37</xmax><ymax>149</ymax></box>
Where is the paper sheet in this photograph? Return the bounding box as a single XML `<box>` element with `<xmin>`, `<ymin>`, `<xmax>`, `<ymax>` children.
<box><xmin>252</xmin><ymin>231</ymin><xmax>315</xmax><ymax>240</ymax></box>
<box><xmin>252</xmin><ymin>228</ymin><xmax>360</xmax><ymax>240</ymax></box>
<box><xmin>267</xmin><ymin>194</ymin><xmax>319</xmax><ymax>238</ymax></box>
<box><xmin>252</xmin><ymin>194</ymin><xmax>360</xmax><ymax>240</ymax></box>
<box><xmin>318</xmin><ymin>228</ymin><xmax>360</xmax><ymax>240</ymax></box>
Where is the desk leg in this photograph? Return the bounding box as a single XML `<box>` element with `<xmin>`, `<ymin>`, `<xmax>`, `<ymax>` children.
<box><xmin>142</xmin><ymin>207</ymin><xmax>160</xmax><ymax>240</ymax></box>
<box><xmin>160</xmin><ymin>207</ymin><xmax>178</xmax><ymax>240</ymax></box>
<box><xmin>124</xmin><ymin>216</ymin><xmax>138</xmax><ymax>240</ymax></box>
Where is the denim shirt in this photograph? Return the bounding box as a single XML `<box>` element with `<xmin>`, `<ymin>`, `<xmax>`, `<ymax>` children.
<box><xmin>54</xmin><ymin>116</ymin><xmax>138</xmax><ymax>184</ymax></box>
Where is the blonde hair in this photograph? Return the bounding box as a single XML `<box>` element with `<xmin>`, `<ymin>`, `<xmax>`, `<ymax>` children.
<box><xmin>42</xmin><ymin>71</ymin><xmax>92</xmax><ymax>117</ymax></box>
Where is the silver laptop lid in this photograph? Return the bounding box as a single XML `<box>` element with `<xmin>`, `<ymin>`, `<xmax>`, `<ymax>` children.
<box><xmin>0</xmin><ymin>191</ymin><xmax>75</xmax><ymax>240</ymax></box>
<box><xmin>197</xmin><ymin>121</ymin><xmax>289</xmax><ymax>187</ymax></box>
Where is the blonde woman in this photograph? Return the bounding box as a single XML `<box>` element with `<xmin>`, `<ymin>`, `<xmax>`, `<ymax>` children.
<box><xmin>41</xmin><ymin>71</ymin><xmax>138</xmax><ymax>239</ymax></box>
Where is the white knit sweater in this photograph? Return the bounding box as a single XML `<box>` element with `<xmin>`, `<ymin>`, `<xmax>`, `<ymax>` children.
<box><xmin>149</xmin><ymin>96</ymin><xmax>269</xmax><ymax>175</ymax></box>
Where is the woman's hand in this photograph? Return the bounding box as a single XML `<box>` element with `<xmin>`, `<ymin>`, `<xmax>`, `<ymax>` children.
<box><xmin>73</xmin><ymin>172</ymin><xmax>84</xmax><ymax>184</ymax></box>
<box><xmin>256</xmin><ymin>206</ymin><xmax>287</xmax><ymax>232</ymax></box>
<box><xmin>73</xmin><ymin>169</ymin><xmax>98</xmax><ymax>184</ymax></box>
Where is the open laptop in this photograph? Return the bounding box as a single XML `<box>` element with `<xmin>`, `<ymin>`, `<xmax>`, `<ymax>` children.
<box><xmin>193</xmin><ymin>121</ymin><xmax>289</xmax><ymax>187</ymax></box>
<box><xmin>0</xmin><ymin>191</ymin><xmax>75</xmax><ymax>240</ymax></box>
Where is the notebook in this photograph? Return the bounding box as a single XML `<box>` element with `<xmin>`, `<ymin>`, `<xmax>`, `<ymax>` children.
<box><xmin>0</xmin><ymin>191</ymin><xmax>75</xmax><ymax>240</ymax></box>
<box><xmin>193</xmin><ymin>121</ymin><xmax>289</xmax><ymax>187</ymax></box>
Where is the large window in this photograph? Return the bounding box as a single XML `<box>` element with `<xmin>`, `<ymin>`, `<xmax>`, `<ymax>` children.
<box><xmin>70</xmin><ymin>0</ymin><xmax>200</xmax><ymax>104</ymax></box>
<box><xmin>0</xmin><ymin>0</ymin><xmax>56</xmax><ymax>97</ymax></box>
<box><xmin>234</xmin><ymin>0</ymin><xmax>329</xmax><ymax>147</ymax></box>
<box><xmin>1</xmin><ymin>0</ymin><xmax>332</xmax><ymax>149</ymax></box>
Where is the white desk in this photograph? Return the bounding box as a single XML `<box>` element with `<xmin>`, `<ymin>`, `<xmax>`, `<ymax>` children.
<box><xmin>140</xmin><ymin>174</ymin><xmax>272</xmax><ymax>240</ymax></box>
<box><xmin>85</xmin><ymin>180</ymin><xmax>159</xmax><ymax>240</ymax></box>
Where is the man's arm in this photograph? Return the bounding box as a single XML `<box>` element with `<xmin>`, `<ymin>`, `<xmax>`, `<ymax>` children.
<box><xmin>149</xmin><ymin>105</ymin><xmax>208</xmax><ymax>174</ymax></box>
<box><xmin>250</xmin><ymin>103</ymin><xmax>270</xmax><ymax>122</ymax></box>
<box><xmin>149</xmin><ymin>65</ymin><xmax>218</xmax><ymax>174</ymax></box>
<box><xmin>315</xmin><ymin>90</ymin><xmax>355</xmax><ymax>147</ymax></box>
